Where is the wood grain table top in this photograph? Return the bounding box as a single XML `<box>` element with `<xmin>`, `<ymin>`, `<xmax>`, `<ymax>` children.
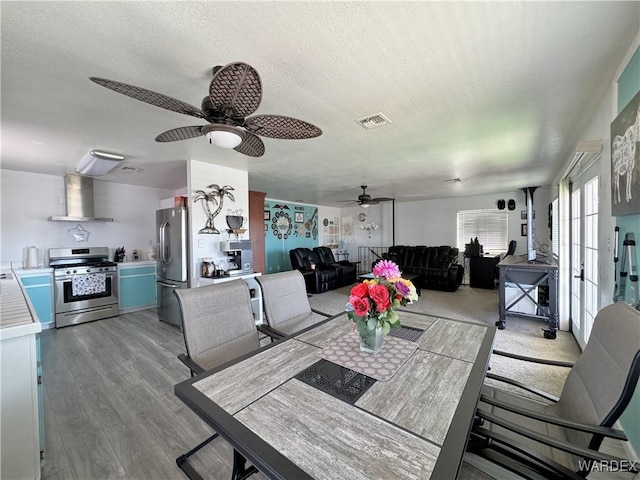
<box><xmin>176</xmin><ymin>310</ymin><xmax>496</xmax><ymax>480</ymax></box>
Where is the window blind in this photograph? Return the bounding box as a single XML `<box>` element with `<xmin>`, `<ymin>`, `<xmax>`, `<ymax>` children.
<box><xmin>457</xmin><ymin>210</ymin><xmax>508</xmax><ymax>252</ymax></box>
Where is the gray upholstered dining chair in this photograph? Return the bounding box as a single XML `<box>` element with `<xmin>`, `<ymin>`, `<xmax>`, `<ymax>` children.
<box><xmin>174</xmin><ymin>280</ymin><xmax>267</xmax><ymax>480</ymax></box>
<box><xmin>467</xmin><ymin>302</ymin><xmax>640</xmax><ymax>479</ymax></box>
<box><xmin>256</xmin><ymin>270</ymin><xmax>332</xmax><ymax>338</ymax></box>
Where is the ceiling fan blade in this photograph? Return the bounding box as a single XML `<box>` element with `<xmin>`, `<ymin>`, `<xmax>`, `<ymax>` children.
<box><xmin>234</xmin><ymin>131</ymin><xmax>265</xmax><ymax>157</ymax></box>
<box><xmin>244</xmin><ymin>114</ymin><xmax>322</xmax><ymax>139</ymax></box>
<box><xmin>90</xmin><ymin>77</ymin><xmax>205</xmax><ymax>119</ymax></box>
<box><xmin>209</xmin><ymin>62</ymin><xmax>262</xmax><ymax>118</ymax></box>
<box><xmin>371</xmin><ymin>197</ymin><xmax>394</xmax><ymax>202</ymax></box>
<box><xmin>155</xmin><ymin>126</ymin><xmax>205</xmax><ymax>142</ymax></box>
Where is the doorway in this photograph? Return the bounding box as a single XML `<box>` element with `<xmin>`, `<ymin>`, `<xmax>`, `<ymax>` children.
<box><xmin>569</xmin><ymin>165</ymin><xmax>599</xmax><ymax>349</ymax></box>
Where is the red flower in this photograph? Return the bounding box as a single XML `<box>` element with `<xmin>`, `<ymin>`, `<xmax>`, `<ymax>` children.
<box><xmin>350</xmin><ymin>282</ymin><xmax>369</xmax><ymax>298</ymax></box>
<box><xmin>375</xmin><ymin>297</ymin><xmax>391</xmax><ymax>313</ymax></box>
<box><xmin>349</xmin><ymin>295</ymin><xmax>370</xmax><ymax>317</ymax></box>
<box><xmin>369</xmin><ymin>284</ymin><xmax>391</xmax><ymax>312</ymax></box>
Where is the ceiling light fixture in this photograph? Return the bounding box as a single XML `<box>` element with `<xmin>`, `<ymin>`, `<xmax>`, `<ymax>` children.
<box><xmin>202</xmin><ymin>125</ymin><xmax>245</xmax><ymax>149</ymax></box>
<box><xmin>361</xmin><ymin>203</ymin><xmax>370</xmax><ymax>209</ymax></box>
<box><xmin>74</xmin><ymin>150</ymin><xmax>125</xmax><ymax>176</ymax></box>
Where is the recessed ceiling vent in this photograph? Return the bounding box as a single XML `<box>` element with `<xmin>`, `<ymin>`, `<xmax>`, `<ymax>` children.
<box><xmin>445</xmin><ymin>177</ymin><xmax>463</xmax><ymax>184</ymax></box>
<box><xmin>120</xmin><ymin>166</ymin><xmax>143</xmax><ymax>173</ymax></box>
<box><xmin>356</xmin><ymin>112</ymin><xmax>391</xmax><ymax>129</ymax></box>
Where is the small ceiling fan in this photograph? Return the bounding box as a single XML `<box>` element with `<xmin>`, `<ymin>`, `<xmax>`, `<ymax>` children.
<box><xmin>90</xmin><ymin>62</ymin><xmax>322</xmax><ymax>157</ymax></box>
<box><xmin>338</xmin><ymin>185</ymin><xmax>394</xmax><ymax>208</ymax></box>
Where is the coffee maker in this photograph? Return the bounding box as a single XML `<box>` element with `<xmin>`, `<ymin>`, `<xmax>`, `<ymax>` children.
<box><xmin>222</xmin><ymin>240</ymin><xmax>253</xmax><ymax>275</ymax></box>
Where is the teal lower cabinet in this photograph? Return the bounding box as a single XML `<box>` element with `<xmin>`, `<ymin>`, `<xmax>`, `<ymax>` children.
<box><xmin>19</xmin><ymin>273</ymin><xmax>54</xmax><ymax>327</ymax></box>
<box><xmin>118</xmin><ymin>264</ymin><xmax>157</xmax><ymax>312</ymax></box>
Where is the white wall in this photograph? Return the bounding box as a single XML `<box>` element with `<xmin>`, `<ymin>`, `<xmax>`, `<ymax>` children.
<box><xmin>317</xmin><ymin>205</ymin><xmax>341</xmax><ymax>246</ymax></box>
<box><xmin>187</xmin><ymin>160</ymin><xmax>249</xmax><ymax>285</ymax></box>
<box><xmin>335</xmin><ymin>187</ymin><xmax>551</xmax><ymax>261</ymax></box>
<box><xmin>395</xmin><ymin>187</ymin><xmax>552</xmax><ymax>256</ymax></box>
<box><xmin>0</xmin><ymin>170</ymin><xmax>175</xmax><ymax>266</ymax></box>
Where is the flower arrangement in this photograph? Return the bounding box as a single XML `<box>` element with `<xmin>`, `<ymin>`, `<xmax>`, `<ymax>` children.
<box><xmin>346</xmin><ymin>260</ymin><xmax>419</xmax><ymax>336</ymax></box>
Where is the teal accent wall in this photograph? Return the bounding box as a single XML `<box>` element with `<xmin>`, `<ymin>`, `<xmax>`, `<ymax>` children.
<box><xmin>264</xmin><ymin>201</ymin><xmax>318</xmax><ymax>273</ymax></box>
<box><xmin>618</xmin><ymin>47</ymin><xmax>640</xmax><ymax>112</ymax></box>
<box><xmin>616</xmin><ymin>44</ymin><xmax>640</xmax><ymax>458</ymax></box>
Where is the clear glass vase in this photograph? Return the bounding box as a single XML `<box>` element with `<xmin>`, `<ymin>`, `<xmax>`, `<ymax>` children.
<box><xmin>359</xmin><ymin>324</ymin><xmax>383</xmax><ymax>354</ymax></box>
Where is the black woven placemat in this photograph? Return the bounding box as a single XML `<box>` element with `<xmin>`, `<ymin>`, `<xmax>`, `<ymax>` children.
<box><xmin>388</xmin><ymin>325</ymin><xmax>425</xmax><ymax>342</ymax></box>
<box><xmin>295</xmin><ymin>359</ymin><xmax>376</xmax><ymax>404</ymax></box>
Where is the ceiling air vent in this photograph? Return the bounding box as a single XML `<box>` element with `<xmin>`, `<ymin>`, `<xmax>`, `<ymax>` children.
<box><xmin>356</xmin><ymin>112</ymin><xmax>391</xmax><ymax>129</ymax></box>
<box><xmin>445</xmin><ymin>178</ymin><xmax>463</xmax><ymax>184</ymax></box>
<box><xmin>120</xmin><ymin>166</ymin><xmax>143</xmax><ymax>173</ymax></box>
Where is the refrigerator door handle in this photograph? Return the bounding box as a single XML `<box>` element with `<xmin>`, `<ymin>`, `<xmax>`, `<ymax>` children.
<box><xmin>157</xmin><ymin>280</ymin><xmax>179</xmax><ymax>288</ymax></box>
<box><xmin>159</xmin><ymin>221</ymin><xmax>170</xmax><ymax>263</ymax></box>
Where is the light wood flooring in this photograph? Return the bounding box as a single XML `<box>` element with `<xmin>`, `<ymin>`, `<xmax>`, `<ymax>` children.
<box><xmin>40</xmin><ymin>309</ymin><xmax>270</xmax><ymax>480</ymax></box>
<box><xmin>40</xmin><ymin>300</ymin><xmax>637</xmax><ymax>480</ymax></box>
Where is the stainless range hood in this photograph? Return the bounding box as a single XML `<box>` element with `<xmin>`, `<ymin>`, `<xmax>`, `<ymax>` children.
<box><xmin>48</xmin><ymin>174</ymin><xmax>114</xmax><ymax>222</ymax></box>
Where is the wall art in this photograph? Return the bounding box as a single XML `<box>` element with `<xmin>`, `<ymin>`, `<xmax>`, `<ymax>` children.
<box><xmin>611</xmin><ymin>89</ymin><xmax>640</xmax><ymax>216</ymax></box>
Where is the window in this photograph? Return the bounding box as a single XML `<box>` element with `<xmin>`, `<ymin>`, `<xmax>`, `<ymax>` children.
<box><xmin>457</xmin><ymin>210</ymin><xmax>508</xmax><ymax>252</ymax></box>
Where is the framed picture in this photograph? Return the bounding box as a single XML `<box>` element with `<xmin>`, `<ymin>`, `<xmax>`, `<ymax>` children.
<box><xmin>611</xmin><ymin>89</ymin><xmax>640</xmax><ymax>215</ymax></box>
<box><xmin>520</xmin><ymin>210</ymin><xmax>535</xmax><ymax>220</ymax></box>
<box><xmin>294</xmin><ymin>212</ymin><xmax>304</xmax><ymax>223</ymax></box>
<box><xmin>521</xmin><ymin>224</ymin><xmax>527</xmax><ymax>236</ymax></box>
<box><xmin>264</xmin><ymin>210</ymin><xmax>271</xmax><ymax>221</ymax></box>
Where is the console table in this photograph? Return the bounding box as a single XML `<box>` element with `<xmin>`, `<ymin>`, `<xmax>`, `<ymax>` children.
<box><xmin>497</xmin><ymin>255</ymin><xmax>559</xmax><ymax>339</ymax></box>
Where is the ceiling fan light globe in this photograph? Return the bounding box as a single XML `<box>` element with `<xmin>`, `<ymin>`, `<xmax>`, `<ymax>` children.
<box><xmin>206</xmin><ymin>129</ymin><xmax>243</xmax><ymax>149</ymax></box>
<box><xmin>361</xmin><ymin>203</ymin><xmax>370</xmax><ymax>209</ymax></box>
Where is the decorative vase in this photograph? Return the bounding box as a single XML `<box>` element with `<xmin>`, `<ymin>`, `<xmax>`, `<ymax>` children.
<box><xmin>359</xmin><ymin>324</ymin><xmax>383</xmax><ymax>354</ymax></box>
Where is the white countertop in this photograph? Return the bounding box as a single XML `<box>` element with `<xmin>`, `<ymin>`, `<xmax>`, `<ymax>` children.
<box><xmin>0</xmin><ymin>275</ymin><xmax>42</xmax><ymax>337</ymax></box>
<box><xmin>12</xmin><ymin>267</ymin><xmax>53</xmax><ymax>276</ymax></box>
<box><xmin>198</xmin><ymin>272</ymin><xmax>261</xmax><ymax>286</ymax></box>
<box><xmin>117</xmin><ymin>260</ymin><xmax>157</xmax><ymax>267</ymax></box>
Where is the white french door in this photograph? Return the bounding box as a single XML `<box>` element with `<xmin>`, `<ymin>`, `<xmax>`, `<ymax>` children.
<box><xmin>569</xmin><ymin>166</ymin><xmax>599</xmax><ymax>349</ymax></box>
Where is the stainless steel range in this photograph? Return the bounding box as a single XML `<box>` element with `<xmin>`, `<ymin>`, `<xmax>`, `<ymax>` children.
<box><xmin>49</xmin><ymin>247</ymin><xmax>119</xmax><ymax>328</ymax></box>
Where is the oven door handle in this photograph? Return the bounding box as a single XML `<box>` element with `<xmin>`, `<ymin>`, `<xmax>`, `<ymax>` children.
<box><xmin>157</xmin><ymin>280</ymin><xmax>179</xmax><ymax>288</ymax></box>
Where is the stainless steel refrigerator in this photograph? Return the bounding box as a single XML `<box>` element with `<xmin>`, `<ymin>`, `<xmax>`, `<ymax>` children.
<box><xmin>156</xmin><ymin>206</ymin><xmax>190</xmax><ymax>326</ymax></box>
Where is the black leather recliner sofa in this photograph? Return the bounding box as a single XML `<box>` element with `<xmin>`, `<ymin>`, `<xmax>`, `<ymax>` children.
<box><xmin>289</xmin><ymin>247</ymin><xmax>356</xmax><ymax>293</ymax></box>
<box><xmin>382</xmin><ymin>245</ymin><xmax>463</xmax><ymax>292</ymax></box>
<box><xmin>289</xmin><ymin>247</ymin><xmax>336</xmax><ymax>293</ymax></box>
<box><xmin>313</xmin><ymin>247</ymin><xmax>357</xmax><ymax>287</ymax></box>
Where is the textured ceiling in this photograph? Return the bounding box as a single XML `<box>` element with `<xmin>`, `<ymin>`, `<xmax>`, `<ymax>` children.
<box><xmin>1</xmin><ymin>1</ymin><xmax>638</xmax><ymax>206</ymax></box>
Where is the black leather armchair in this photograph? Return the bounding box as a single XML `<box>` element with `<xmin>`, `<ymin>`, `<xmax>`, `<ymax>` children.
<box><xmin>313</xmin><ymin>246</ymin><xmax>357</xmax><ymax>287</ymax></box>
<box><xmin>289</xmin><ymin>247</ymin><xmax>337</xmax><ymax>293</ymax></box>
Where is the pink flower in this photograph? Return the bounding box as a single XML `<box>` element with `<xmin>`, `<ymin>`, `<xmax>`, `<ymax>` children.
<box><xmin>373</xmin><ymin>260</ymin><xmax>401</xmax><ymax>279</ymax></box>
<box><xmin>349</xmin><ymin>295</ymin><xmax>370</xmax><ymax>317</ymax></box>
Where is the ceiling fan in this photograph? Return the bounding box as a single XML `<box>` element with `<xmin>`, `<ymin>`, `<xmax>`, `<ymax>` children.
<box><xmin>89</xmin><ymin>62</ymin><xmax>322</xmax><ymax>157</ymax></box>
<box><xmin>338</xmin><ymin>185</ymin><xmax>394</xmax><ymax>208</ymax></box>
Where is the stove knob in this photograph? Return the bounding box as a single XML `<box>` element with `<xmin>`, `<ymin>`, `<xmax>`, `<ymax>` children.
<box><xmin>86</xmin><ymin>268</ymin><xmax>90</xmax><ymax>273</ymax></box>
<box><xmin>72</xmin><ymin>269</ymin><xmax>77</xmax><ymax>274</ymax></box>
<box><xmin>66</xmin><ymin>270</ymin><xmax>71</xmax><ymax>275</ymax></box>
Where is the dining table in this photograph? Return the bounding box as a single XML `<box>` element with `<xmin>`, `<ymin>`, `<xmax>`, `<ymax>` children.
<box><xmin>175</xmin><ymin>309</ymin><xmax>496</xmax><ymax>480</ymax></box>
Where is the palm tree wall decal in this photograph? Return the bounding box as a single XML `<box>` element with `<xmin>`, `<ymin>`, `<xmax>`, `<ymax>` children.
<box><xmin>194</xmin><ymin>184</ymin><xmax>235</xmax><ymax>234</ymax></box>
